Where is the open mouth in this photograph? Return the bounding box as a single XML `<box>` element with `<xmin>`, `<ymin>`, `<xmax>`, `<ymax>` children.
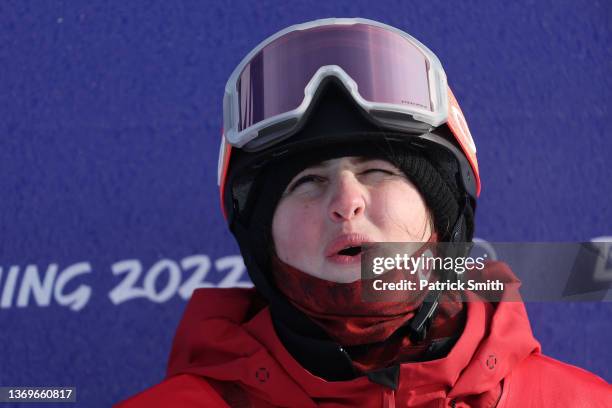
<box><xmin>325</xmin><ymin>234</ymin><xmax>372</xmax><ymax>264</ymax></box>
<box><xmin>338</xmin><ymin>245</ymin><xmax>363</xmax><ymax>257</ymax></box>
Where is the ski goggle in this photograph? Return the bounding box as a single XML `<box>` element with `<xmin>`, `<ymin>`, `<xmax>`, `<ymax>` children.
<box><xmin>219</xmin><ymin>18</ymin><xmax>480</xmax><ymax>197</ymax></box>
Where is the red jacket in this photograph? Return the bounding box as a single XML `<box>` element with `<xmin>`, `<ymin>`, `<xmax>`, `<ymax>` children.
<box><xmin>117</xmin><ymin>265</ymin><xmax>611</xmax><ymax>407</ymax></box>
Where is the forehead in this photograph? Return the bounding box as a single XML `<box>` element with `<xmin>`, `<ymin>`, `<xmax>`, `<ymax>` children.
<box><xmin>304</xmin><ymin>156</ymin><xmax>392</xmax><ymax>170</ymax></box>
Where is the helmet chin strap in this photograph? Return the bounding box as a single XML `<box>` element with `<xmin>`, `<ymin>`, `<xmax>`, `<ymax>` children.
<box><xmin>409</xmin><ymin>197</ymin><xmax>473</xmax><ymax>342</ymax></box>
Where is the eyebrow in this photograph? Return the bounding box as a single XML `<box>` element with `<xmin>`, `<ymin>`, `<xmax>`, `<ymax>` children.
<box><xmin>308</xmin><ymin>156</ymin><xmax>380</xmax><ymax>169</ymax></box>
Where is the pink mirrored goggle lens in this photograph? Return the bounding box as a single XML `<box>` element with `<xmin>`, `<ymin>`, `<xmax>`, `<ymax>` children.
<box><xmin>236</xmin><ymin>23</ymin><xmax>433</xmax><ymax>132</ymax></box>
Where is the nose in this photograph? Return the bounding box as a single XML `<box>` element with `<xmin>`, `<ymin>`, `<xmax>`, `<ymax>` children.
<box><xmin>328</xmin><ymin>173</ymin><xmax>366</xmax><ymax>222</ymax></box>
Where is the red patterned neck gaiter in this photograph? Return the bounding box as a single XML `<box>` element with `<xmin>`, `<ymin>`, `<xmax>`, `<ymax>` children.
<box><xmin>271</xmin><ymin>234</ymin><xmax>466</xmax><ymax>372</ymax></box>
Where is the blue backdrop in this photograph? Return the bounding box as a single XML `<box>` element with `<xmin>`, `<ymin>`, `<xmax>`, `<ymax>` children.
<box><xmin>1</xmin><ymin>1</ymin><xmax>610</xmax><ymax>407</ymax></box>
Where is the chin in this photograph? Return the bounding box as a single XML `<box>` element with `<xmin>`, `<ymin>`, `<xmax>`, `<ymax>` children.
<box><xmin>323</xmin><ymin>267</ymin><xmax>362</xmax><ymax>283</ymax></box>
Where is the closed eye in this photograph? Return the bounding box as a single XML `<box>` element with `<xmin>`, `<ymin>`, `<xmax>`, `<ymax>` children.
<box><xmin>362</xmin><ymin>168</ymin><xmax>396</xmax><ymax>176</ymax></box>
<box><xmin>288</xmin><ymin>174</ymin><xmax>326</xmax><ymax>192</ymax></box>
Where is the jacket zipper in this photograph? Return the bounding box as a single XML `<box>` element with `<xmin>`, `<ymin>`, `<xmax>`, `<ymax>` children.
<box><xmin>383</xmin><ymin>388</ymin><xmax>395</xmax><ymax>408</ymax></box>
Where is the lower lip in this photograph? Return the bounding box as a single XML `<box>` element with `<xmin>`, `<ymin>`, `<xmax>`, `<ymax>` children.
<box><xmin>326</xmin><ymin>253</ymin><xmax>362</xmax><ymax>265</ymax></box>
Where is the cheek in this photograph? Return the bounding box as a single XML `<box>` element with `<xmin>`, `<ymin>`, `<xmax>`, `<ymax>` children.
<box><xmin>272</xmin><ymin>201</ymin><xmax>321</xmax><ymax>264</ymax></box>
<box><xmin>372</xmin><ymin>182</ymin><xmax>430</xmax><ymax>240</ymax></box>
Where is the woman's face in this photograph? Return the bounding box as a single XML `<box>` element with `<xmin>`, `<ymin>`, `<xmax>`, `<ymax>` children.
<box><xmin>272</xmin><ymin>156</ymin><xmax>432</xmax><ymax>283</ymax></box>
